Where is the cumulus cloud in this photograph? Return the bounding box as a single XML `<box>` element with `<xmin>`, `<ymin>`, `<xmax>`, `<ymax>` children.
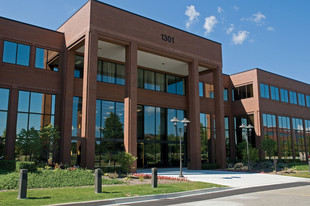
<box><xmin>217</xmin><ymin>6</ymin><xmax>223</xmax><ymax>13</ymax></box>
<box><xmin>232</xmin><ymin>30</ymin><xmax>250</xmax><ymax>45</ymax></box>
<box><xmin>242</xmin><ymin>11</ymin><xmax>266</xmax><ymax>26</ymax></box>
<box><xmin>185</xmin><ymin>5</ymin><xmax>200</xmax><ymax>29</ymax></box>
<box><xmin>226</xmin><ymin>24</ymin><xmax>234</xmax><ymax>34</ymax></box>
<box><xmin>267</xmin><ymin>26</ymin><xmax>275</xmax><ymax>31</ymax></box>
<box><xmin>203</xmin><ymin>16</ymin><xmax>217</xmax><ymax>35</ymax></box>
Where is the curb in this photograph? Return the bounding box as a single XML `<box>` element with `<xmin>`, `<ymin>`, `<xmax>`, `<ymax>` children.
<box><xmin>48</xmin><ymin>187</ymin><xmax>232</xmax><ymax>206</ymax></box>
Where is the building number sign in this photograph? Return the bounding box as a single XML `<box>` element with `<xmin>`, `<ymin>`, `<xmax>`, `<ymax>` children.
<box><xmin>161</xmin><ymin>34</ymin><xmax>174</xmax><ymax>44</ymax></box>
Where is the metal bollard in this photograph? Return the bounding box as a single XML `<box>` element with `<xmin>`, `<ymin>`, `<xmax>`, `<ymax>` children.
<box><xmin>151</xmin><ymin>168</ymin><xmax>158</xmax><ymax>188</ymax></box>
<box><xmin>273</xmin><ymin>159</ymin><xmax>277</xmax><ymax>173</ymax></box>
<box><xmin>95</xmin><ymin>169</ymin><xmax>102</xmax><ymax>193</ymax></box>
<box><xmin>17</xmin><ymin>169</ymin><xmax>28</xmax><ymax>199</ymax></box>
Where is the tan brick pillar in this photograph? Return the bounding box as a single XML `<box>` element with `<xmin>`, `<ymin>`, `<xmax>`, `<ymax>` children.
<box><xmin>187</xmin><ymin>59</ymin><xmax>201</xmax><ymax>170</ymax></box>
<box><xmin>81</xmin><ymin>31</ymin><xmax>98</xmax><ymax>169</ymax></box>
<box><xmin>213</xmin><ymin>67</ymin><xmax>226</xmax><ymax>168</ymax></box>
<box><xmin>124</xmin><ymin>42</ymin><xmax>138</xmax><ymax>171</ymax></box>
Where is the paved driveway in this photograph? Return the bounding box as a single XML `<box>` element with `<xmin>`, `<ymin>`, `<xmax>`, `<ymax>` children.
<box><xmin>137</xmin><ymin>168</ymin><xmax>310</xmax><ymax>188</ymax></box>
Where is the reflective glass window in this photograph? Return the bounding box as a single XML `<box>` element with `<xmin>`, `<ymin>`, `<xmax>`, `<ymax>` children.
<box><xmin>260</xmin><ymin>83</ymin><xmax>269</xmax><ymax>98</ymax></box>
<box><xmin>16</xmin><ymin>44</ymin><xmax>30</xmax><ymax>66</ymax></box>
<box><xmin>176</xmin><ymin>77</ymin><xmax>185</xmax><ymax>95</ymax></box>
<box><xmin>306</xmin><ymin>95</ymin><xmax>310</xmax><ymax>107</ymax></box>
<box><xmin>292</xmin><ymin>118</ymin><xmax>305</xmax><ymax>159</ymax></box>
<box><xmin>167</xmin><ymin>75</ymin><xmax>176</xmax><ymax>94</ymax></box>
<box><xmin>223</xmin><ymin>88</ymin><xmax>228</xmax><ymax>101</ymax></box>
<box><xmin>290</xmin><ymin>91</ymin><xmax>297</xmax><ymax>104</ymax></box>
<box><xmin>155</xmin><ymin>73</ymin><xmax>165</xmax><ymax>92</ymax></box>
<box><xmin>0</xmin><ymin>88</ymin><xmax>9</xmax><ymax>157</ymax></box>
<box><xmin>298</xmin><ymin>93</ymin><xmax>305</xmax><ymax>106</ymax></box>
<box><xmin>35</xmin><ymin>48</ymin><xmax>59</xmax><ymax>71</ymax></box>
<box><xmin>3</xmin><ymin>41</ymin><xmax>17</xmax><ymax>64</ymax></box>
<box><xmin>270</xmin><ymin>86</ymin><xmax>279</xmax><ymax>101</ymax></box>
<box><xmin>234</xmin><ymin>84</ymin><xmax>253</xmax><ymax>100</ymax></box>
<box><xmin>225</xmin><ymin>117</ymin><xmax>230</xmax><ymax>158</ymax></box>
<box><xmin>116</xmin><ymin>64</ymin><xmax>125</xmax><ymax>85</ymax></box>
<box><xmin>0</xmin><ymin>88</ymin><xmax>9</xmax><ymax>111</ymax></box>
<box><xmin>144</xmin><ymin>70</ymin><xmax>155</xmax><ymax>90</ymax></box>
<box><xmin>102</xmin><ymin>61</ymin><xmax>116</xmax><ymax>83</ymax></box>
<box><xmin>199</xmin><ymin>82</ymin><xmax>204</xmax><ymax>97</ymax></box>
<box><xmin>278</xmin><ymin>116</ymin><xmax>292</xmax><ymax>158</ymax></box>
<box><xmin>205</xmin><ymin>83</ymin><xmax>214</xmax><ymax>98</ymax></box>
<box><xmin>144</xmin><ymin>106</ymin><xmax>156</xmax><ymax>140</ymax></box>
<box><xmin>138</xmin><ymin>69</ymin><xmax>144</xmax><ymax>88</ymax></box>
<box><xmin>280</xmin><ymin>89</ymin><xmax>289</xmax><ymax>103</ymax></box>
<box><xmin>74</xmin><ymin>55</ymin><xmax>84</xmax><ymax>78</ymax></box>
<box><xmin>72</xmin><ymin>97</ymin><xmax>82</xmax><ymax>137</ymax></box>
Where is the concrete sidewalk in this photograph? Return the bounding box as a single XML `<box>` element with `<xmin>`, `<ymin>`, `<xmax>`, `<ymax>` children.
<box><xmin>137</xmin><ymin>168</ymin><xmax>310</xmax><ymax>188</ymax></box>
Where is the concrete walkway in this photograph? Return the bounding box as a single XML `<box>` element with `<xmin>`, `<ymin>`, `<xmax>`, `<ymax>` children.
<box><xmin>137</xmin><ymin>168</ymin><xmax>310</xmax><ymax>188</ymax></box>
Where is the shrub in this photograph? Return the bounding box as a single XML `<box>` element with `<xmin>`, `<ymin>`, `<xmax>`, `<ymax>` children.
<box><xmin>100</xmin><ymin>166</ymin><xmax>125</xmax><ymax>174</ymax></box>
<box><xmin>107</xmin><ymin>172</ymin><xmax>118</xmax><ymax>179</ymax></box>
<box><xmin>0</xmin><ymin>160</ymin><xmax>16</xmax><ymax>171</ymax></box>
<box><xmin>242</xmin><ymin>147</ymin><xmax>259</xmax><ymax>163</ymax></box>
<box><xmin>116</xmin><ymin>152</ymin><xmax>137</xmax><ymax>173</ymax></box>
<box><xmin>233</xmin><ymin>163</ymin><xmax>244</xmax><ymax>170</ymax></box>
<box><xmin>16</xmin><ymin>161</ymin><xmax>36</xmax><ymax>172</ymax></box>
<box><xmin>202</xmin><ymin>163</ymin><xmax>220</xmax><ymax>170</ymax></box>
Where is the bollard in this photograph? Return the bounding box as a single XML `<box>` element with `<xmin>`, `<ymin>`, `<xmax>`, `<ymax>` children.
<box><xmin>17</xmin><ymin>169</ymin><xmax>28</xmax><ymax>199</ymax></box>
<box><xmin>151</xmin><ymin>168</ymin><xmax>158</xmax><ymax>188</ymax></box>
<box><xmin>95</xmin><ymin>169</ymin><xmax>102</xmax><ymax>193</ymax></box>
<box><xmin>308</xmin><ymin>160</ymin><xmax>310</xmax><ymax>173</ymax></box>
<box><xmin>273</xmin><ymin>159</ymin><xmax>277</xmax><ymax>173</ymax></box>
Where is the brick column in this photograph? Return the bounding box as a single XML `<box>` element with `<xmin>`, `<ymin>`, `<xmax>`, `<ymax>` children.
<box><xmin>124</xmin><ymin>42</ymin><xmax>138</xmax><ymax>171</ymax></box>
<box><xmin>60</xmin><ymin>49</ymin><xmax>75</xmax><ymax>165</ymax></box>
<box><xmin>187</xmin><ymin>59</ymin><xmax>201</xmax><ymax>170</ymax></box>
<box><xmin>213</xmin><ymin>67</ymin><xmax>226</xmax><ymax>168</ymax></box>
<box><xmin>81</xmin><ymin>32</ymin><xmax>98</xmax><ymax>168</ymax></box>
<box><xmin>5</xmin><ymin>87</ymin><xmax>18</xmax><ymax>160</ymax></box>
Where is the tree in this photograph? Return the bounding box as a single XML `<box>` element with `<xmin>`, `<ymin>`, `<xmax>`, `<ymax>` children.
<box><xmin>260</xmin><ymin>139</ymin><xmax>277</xmax><ymax>159</ymax></box>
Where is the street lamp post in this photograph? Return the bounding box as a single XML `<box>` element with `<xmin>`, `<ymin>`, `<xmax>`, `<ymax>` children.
<box><xmin>239</xmin><ymin>123</ymin><xmax>254</xmax><ymax>172</ymax></box>
<box><xmin>170</xmin><ymin>117</ymin><xmax>190</xmax><ymax>178</ymax></box>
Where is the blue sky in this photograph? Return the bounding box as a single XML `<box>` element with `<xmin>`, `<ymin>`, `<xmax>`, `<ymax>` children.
<box><xmin>1</xmin><ymin>0</ymin><xmax>309</xmax><ymax>84</ymax></box>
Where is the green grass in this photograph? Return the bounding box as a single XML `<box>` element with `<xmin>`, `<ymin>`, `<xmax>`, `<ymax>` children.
<box><xmin>283</xmin><ymin>172</ymin><xmax>310</xmax><ymax>178</ymax></box>
<box><xmin>0</xmin><ymin>169</ymin><xmax>123</xmax><ymax>190</ymax></box>
<box><xmin>0</xmin><ymin>182</ymin><xmax>223</xmax><ymax>206</ymax></box>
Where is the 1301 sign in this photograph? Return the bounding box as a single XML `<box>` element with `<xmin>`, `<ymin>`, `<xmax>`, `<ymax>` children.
<box><xmin>161</xmin><ymin>34</ymin><xmax>174</xmax><ymax>44</ymax></box>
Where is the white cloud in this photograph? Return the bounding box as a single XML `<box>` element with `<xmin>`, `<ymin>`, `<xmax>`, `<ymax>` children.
<box><xmin>217</xmin><ymin>6</ymin><xmax>223</xmax><ymax>13</ymax></box>
<box><xmin>185</xmin><ymin>5</ymin><xmax>200</xmax><ymax>29</ymax></box>
<box><xmin>232</xmin><ymin>30</ymin><xmax>250</xmax><ymax>45</ymax></box>
<box><xmin>233</xmin><ymin>6</ymin><xmax>239</xmax><ymax>11</ymax></box>
<box><xmin>203</xmin><ymin>16</ymin><xmax>217</xmax><ymax>35</ymax></box>
<box><xmin>267</xmin><ymin>26</ymin><xmax>275</xmax><ymax>31</ymax></box>
<box><xmin>242</xmin><ymin>11</ymin><xmax>266</xmax><ymax>26</ymax></box>
<box><xmin>226</xmin><ymin>24</ymin><xmax>234</xmax><ymax>34</ymax></box>
<box><xmin>253</xmin><ymin>11</ymin><xmax>266</xmax><ymax>24</ymax></box>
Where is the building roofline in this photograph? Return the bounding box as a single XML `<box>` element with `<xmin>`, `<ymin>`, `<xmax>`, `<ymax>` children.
<box><xmin>57</xmin><ymin>0</ymin><xmax>221</xmax><ymax>46</ymax></box>
<box><xmin>0</xmin><ymin>16</ymin><xmax>63</xmax><ymax>35</ymax></box>
<box><xmin>230</xmin><ymin>68</ymin><xmax>310</xmax><ymax>86</ymax></box>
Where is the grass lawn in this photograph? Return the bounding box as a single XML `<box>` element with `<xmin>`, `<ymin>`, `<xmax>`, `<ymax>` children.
<box><xmin>0</xmin><ymin>182</ymin><xmax>223</xmax><ymax>206</ymax></box>
<box><xmin>283</xmin><ymin>172</ymin><xmax>310</xmax><ymax>178</ymax></box>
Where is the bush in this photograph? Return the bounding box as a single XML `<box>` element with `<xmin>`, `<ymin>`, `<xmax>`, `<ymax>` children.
<box><xmin>100</xmin><ymin>166</ymin><xmax>125</xmax><ymax>174</ymax></box>
<box><xmin>116</xmin><ymin>152</ymin><xmax>137</xmax><ymax>173</ymax></box>
<box><xmin>260</xmin><ymin>139</ymin><xmax>277</xmax><ymax>159</ymax></box>
<box><xmin>201</xmin><ymin>163</ymin><xmax>220</xmax><ymax>170</ymax></box>
<box><xmin>242</xmin><ymin>147</ymin><xmax>259</xmax><ymax>164</ymax></box>
<box><xmin>0</xmin><ymin>160</ymin><xmax>16</xmax><ymax>171</ymax></box>
<box><xmin>16</xmin><ymin>161</ymin><xmax>36</xmax><ymax>172</ymax></box>
<box><xmin>0</xmin><ymin>169</ymin><xmax>124</xmax><ymax>190</ymax></box>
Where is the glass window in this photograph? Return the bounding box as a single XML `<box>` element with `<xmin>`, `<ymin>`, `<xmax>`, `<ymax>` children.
<box><xmin>30</xmin><ymin>92</ymin><xmax>43</xmax><ymax>113</ymax></box>
<box><xmin>72</xmin><ymin>97</ymin><xmax>82</xmax><ymax>137</ymax></box>
<box><xmin>35</xmin><ymin>48</ymin><xmax>59</xmax><ymax>71</ymax></box>
<box><xmin>280</xmin><ymin>89</ymin><xmax>289</xmax><ymax>103</ymax></box>
<box><xmin>290</xmin><ymin>91</ymin><xmax>297</xmax><ymax>104</ymax></box>
<box><xmin>270</xmin><ymin>86</ymin><xmax>279</xmax><ymax>101</ymax></box>
<box><xmin>155</xmin><ymin>73</ymin><xmax>165</xmax><ymax>92</ymax></box>
<box><xmin>278</xmin><ymin>116</ymin><xmax>292</xmax><ymax>159</ymax></box>
<box><xmin>234</xmin><ymin>84</ymin><xmax>253</xmax><ymax>100</ymax></box>
<box><xmin>74</xmin><ymin>55</ymin><xmax>84</xmax><ymax>78</ymax></box>
<box><xmin>260</xmin><ymin>83</ymin><xmax>269</xmax><ymax>99</ymax></box>
<box><xmin>298</xmin><ymin>93</ymin><xmax>305</xmax><ymax>106</ymax></box>
<box><xmin>199</xmin><ymin>82</ymin><xmax>204</xmax><ymax>97</ymax></box>
<box><xmin>200</xmin><ymin>113</ymin><xmax>211</xmax><ymax>163</ymax></box>
<box><xmin>3</xmin><ymin>41</ymin><xmax>17</xmax><ymax>64</ymax></box>
<box><xmin>3</xmin><ymin>41</ymin><xmax>30</xmax><ymax>66</ymax></box>
<box><xmin>144</xmin><ymin>70</ymin><xmax>155</xmax><ymax>90</ymax></box>
<box><xmin>0</xmin><ymin>88</ymin><xmax>9</xmax><ymax>156</ymax></box>
<box><xmin>144</xmin><ymin>106</ymin><xmax>156</xmax><ymax>140</ymax></box>
<box><xmin>167</xmin><ymin>75</ymin><xmax>176</xmax><ymax>94</ymax></box>
<box><xmin>0</xmin><ymin>88</ymin><xmax>9</xmax><ymax>111</ymax></box>
<box><xmin>223</xmin><ymin>88</ymin><xmax>228</xmax><ymax>101</ymax></box>
<box><xmin>225</xmin><ymin>117</ymin><xmax>230</xmax><ymax>158</ymax></box>
<box><xmin>306</xmin><ymin>95</ymin><xmax>310</xmax><ymax>107</ymax></box>
<box><xmin>205</xmin><ymin>83</ymin><xmax>214</xmax><ymax>98</ymax></box>
<box><xmin>102</xmin><ymin>61</ymin><xmax>116</xmax><ymax>83</ymax></box>
<box><xmin>138</xmin><ymin>69</ymin><xmax>144</xmax><ymax>89</ymax></box>
<box><xmin>176</xmin><ymin>77</ymin><xmax>185</xmax><ymax>95</ymax></box>
<box><xmin>292</xmin><ymin>118</ymin><xmax>305</xmax><ymax>160</ymax></box>
<box><xmin>116</xmin><ymin>64</ymin><xmax>125</xmax><ymax>85</ymax></box>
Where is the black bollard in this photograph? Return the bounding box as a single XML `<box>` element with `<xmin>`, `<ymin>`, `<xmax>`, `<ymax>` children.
<box><xmin>17</xmin><ymin>169</ymin><xmax>28</xmax><ymax>199</ymax></box>
<box><xmin>308</xmin><ymin>159</ymin><xmax>310</xmax><ymax>173</ymax></box>
<box><xmin>95</xmin><ymin>169</ymin><xmax>102</xmax><ymax>193</ymax></box>
<box><xmin>151</xmin><ymin>168</ymin><xmax>158</xmax><ymax>188</ymax></box>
